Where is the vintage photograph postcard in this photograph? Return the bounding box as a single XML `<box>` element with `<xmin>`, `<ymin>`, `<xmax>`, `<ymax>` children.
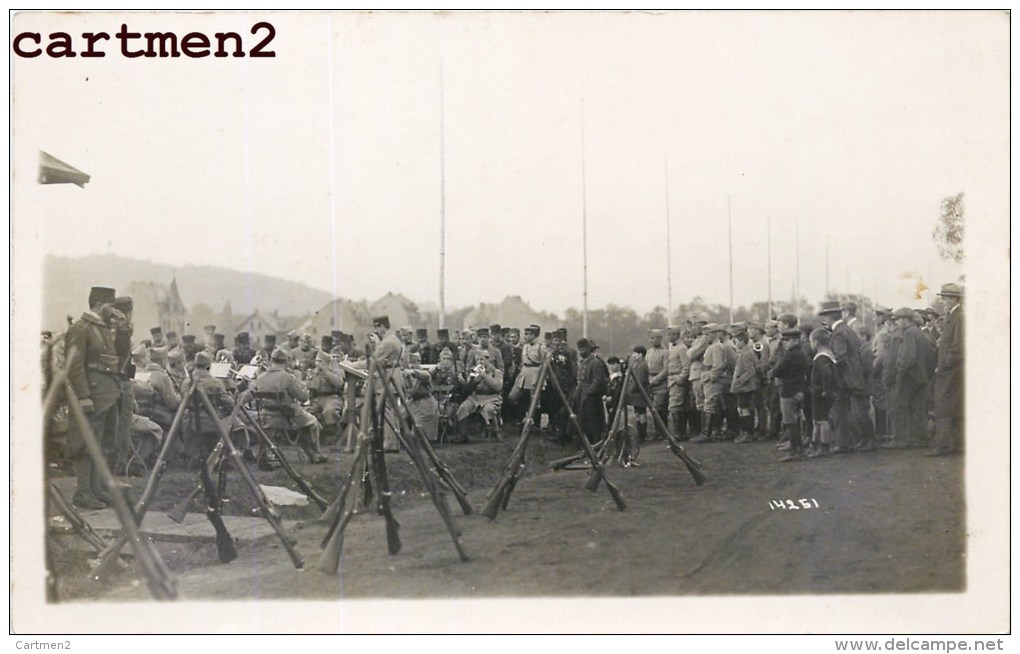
<box><xmin>9</xmin><ymin>10</ymin><xmax>1010</xmax><ymax>635</ymax></box>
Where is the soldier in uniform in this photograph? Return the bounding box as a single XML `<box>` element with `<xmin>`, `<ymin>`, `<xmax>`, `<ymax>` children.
<box><xmin>748</xmin><ymin>321</ymin><xmax>771</xmax><ymax>439</ymax></box>
<box><xmin>125</xmin><ymin>346</ymin><xmax>169</xmax><ymax>474</ymax></box>
<box><xmin>111</xmin><ymin>296</ymin><xmax>136</xmax><ymax>475</ymax></box>
<box><xmin>254</xmin><ymin>348</ymin><xmax>328</xmax><ymax>463</ymax></box>
<box><xmin>64</xmin><ymin>287</ymin><xmax>123</xmax><ymax>509</ymax></box>
<box><xmin>165</xmin><ymin>330</ymin><xmax>180</xmax><ymax>352</ymax></box>
<box><xmin>149</xmin><ymin>327</ymin><xmax>168</xmax><ymax>362</ymax></box>
<box><xmin>181</xmin><ymin>351</ymin><xmax>238</xmax><ymax>458</ymax></box>
<box><xmin>291</xmin><ymin>334</ymin><xmax>319</xmax><ymax>376</ymax></box>
<box><xmin>434</xmin><ymin>328</ymin><xmax>459</xmax><ymax>363</ymax></box>
<box><xmin>416</xmin><ymin>328</ymin><xmax>436</xmax><ymax>364</ymax></box>
<box><xmin>404</xmin><ymin>352</ymin><xmax>439</xmax><ymax>442</ymax></box>
<box><xmin>181</xmin><ymin>334</ymin><xmax>201</xmax><ymax>363</ymax></box>
<box><xmin>645</xmin><ymin>329</ymin><xmax>669</xmax><ymax>440</ymax></box>
<box><xmin>666</xmin><ymin>326</ymin><xmax>691</xmax><ymax>440</ymax></box>
<box><xmin>697</xmin><ymin>324</ymin><xmax>736</xmax><ymax>442</ymax></box>
<box><xmin>465</xmin><ymin>327</ymin><xmax>504</xmax><ymax>372</ymax></box>
<box><xmin>233</xmin><ymin>332</ymin><xmax>256</xmax><ymax>365</ymax></box>
<box><xmin>543</xmin><ymin>328</ymin><xmax>576</xmax><ymax>441</ymax></box>
<box><xmin>369</xmin><ymin>315</ymin><xmax>404</xmax><ymax>452</ymax></box>
<box><xmin>490</xmin><ymin>324</ymin><xmax>516</xmax><ymax>388</ymax></box>
<box><xmin>456</xmin><ymin>349</ymin><xmax>504</xmax><ymax>440</ymax></box>
<box><xmin>286</xmin><ymin>331</ymin><xmax>301</xmax><ymax>354</ymax></box>
<box><xmin>686</xmin><ymin>318</ymin><xmax>710</xmax><ymax>440</ymax></box>
<box><xmin>929</xmin><ymin>283</ymin><xmax>964</xmax><ymax>456</ymax></box>
<box><xmin>508</xmin><ymin>324</ymin><xmax>546</xmax><ymax>424</ymax></box>
<box><xmin>308</xmin><ymin>348</ymin><xmax>345</xmax><ymax>446</ymax></box>
<box><xmin>202</xmin><ymin>324</ymin><xmax>217</xmax><ymax>354</ymax></box>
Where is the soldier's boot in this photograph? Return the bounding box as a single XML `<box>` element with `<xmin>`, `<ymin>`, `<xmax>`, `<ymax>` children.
<box><xmin>72</xmin><ymin>457</ymin><xmax>105</xmax><ymax>510</ymax></box>
<box><xmin>734</xmin><ymin>415</ymin><xmax>753</xmax><ymax>444</ymax></box>
<box><xmin>669</xmin><ymin>411</ymin><xmax>684</xmax><ymax>441</ymax></box>
<box><xmin>690</xmin><ymin>414</ymin><xmax>712</xmax><ymax>443</ymax></box>
<box><xmin>689</xmin><ymin>411</ymin><xmax>702</xmax><ymax>439</ymax></box>
<box><xmin>301</xmin><ymin>426</ymin><xmax>328</xmax><ymax>464</ymax></box>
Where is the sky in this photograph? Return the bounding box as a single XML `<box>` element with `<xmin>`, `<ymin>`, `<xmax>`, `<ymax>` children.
<box><xmin>13</xmin><ymin>11</ymin><xmax>1007</xmax><ymax>316</ymax></box>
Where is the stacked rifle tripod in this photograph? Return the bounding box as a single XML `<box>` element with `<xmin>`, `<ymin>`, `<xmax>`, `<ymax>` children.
<box><xmin>483</xmin><ymin>353</ymin><xmax>707</xmax><ymax>521</ymax></box>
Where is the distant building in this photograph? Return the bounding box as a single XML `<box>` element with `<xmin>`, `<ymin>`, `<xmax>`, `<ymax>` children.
<box><xmin>234</xmin><ymin>309</ymin><xmax>286</xmax><ymax>350</ymax></box>
<box><xmin>299</xmin><ymin>298</ymin><xmax>374</xmax><ymax>343</ymax></box>
<box><xmin>461</xmin><ymin>295</ymin><xmax>553</xmax><ymax>332</ymax></box>
<box><xmin>369</xmin><ymin>292</ymin><xmax>421</xmax><ymax>331</ymax></box>
<box><xmin>125</xmin><ymin>278</ymin><xmax>187</xmax><ymax>338</ymax></box>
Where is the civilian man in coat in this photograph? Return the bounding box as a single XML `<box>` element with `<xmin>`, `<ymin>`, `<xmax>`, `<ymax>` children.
<box><xmin>928</xmin><ymin>283</ymin><xmax>964</xmax><ymax>456</ymax></box>
<box><xmin>818</xmin><ymin>300</ymin><xmax>870</xmax><ymax>453</ymax></box>
<box><xmin>571</xmin><ymin>338</ymin><xmax>609</xmax><ymax>447</ymax></box>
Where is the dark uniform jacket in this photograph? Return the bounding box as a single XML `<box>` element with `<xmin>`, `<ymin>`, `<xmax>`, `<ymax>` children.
<box><xmin>773</xmin><ymin>346</ymin><xmax>809</xmax><ymax>398</ymax></box>
<box><xmin>65</xmin><ymin>311</ymin><xmax>121</xmax><ymax>413</ymax></box>
<box><xmin>182</xmin><ymin>368</ymin><xmax>234</xmax><ymax>434</ymax></box>
<box><xmin>934</xmin><ymin>305</ymin><xmax>964</xmax><ymax>418</ymax></box>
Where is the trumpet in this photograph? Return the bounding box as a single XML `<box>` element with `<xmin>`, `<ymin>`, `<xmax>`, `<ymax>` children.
<box><xmin>753</xmin><ymin>342</ymin><xmax>764</xmax><ymax>353</ymax></box>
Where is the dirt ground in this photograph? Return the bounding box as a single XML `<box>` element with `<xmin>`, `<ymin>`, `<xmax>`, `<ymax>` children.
<box><xmin>47</xmin><ymin>423</ymin><xmax>965</xmax><ymax>604</ymax></box>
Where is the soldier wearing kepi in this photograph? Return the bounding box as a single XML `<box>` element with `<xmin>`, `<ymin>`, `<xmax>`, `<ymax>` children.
<box><xmin>666</xmin><ymin>326</ymin><xmax>691</xmax><ymax>440</ymax></box>
<box><xmin>149</xmin><ymin>326</ymin><xmax>168</xmax><ymax>362</ymax></box>
<box><xmin>254</xmin><ymin>348</ymin><xmax>328</xmax><ymax>463</ymax></box>
<box><xmin>64</xmin><ymin>286</ymin><xmax>123</xmax><ymax>509</ymax></box>
<box><xmin>308</xmin><ymin>347</ymin><xmax>345</xmax><ymax>446</ymax></box>
<box><xmin>233</xmin><ymin>332</ymin><xmax>256</xmax><ymax>365</ymax></box>
<box><xmin>928</xmin><ymin>283</ymin><xmax>964</xmax><ymax>456</ymax></box>
<box><xmin>508</xmin><ymin>324</ymin><xmax>547</xmax><ymax>424</ymax></box>
<box><xmin>646</xmin><ymin>329</ymin><xmax>669</xmax><ymax>440</ymax></box>
<box><xmin>416</xmin><ymin>328</ymin><xmax>436</xmax><ymax>365</ymax></box>
<box><xmin>369</xmin><ymin>315</ymin><xmax>405</xmax><ymax>452</ymax></box>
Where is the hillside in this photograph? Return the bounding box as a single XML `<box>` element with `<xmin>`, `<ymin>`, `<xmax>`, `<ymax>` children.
<box><xmin>41</xmin><ymin>254</ymin><xmax>333</xmax><ymax>331</ymax></box>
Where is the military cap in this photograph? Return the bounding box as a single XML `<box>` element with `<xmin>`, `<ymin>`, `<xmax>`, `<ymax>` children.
<box><xmin>560</xmin><ymin>328</ymin><xmax>569</xmax><ymax>338</ymax></box>
<box><xmin>270</xmin><ymin>348</ymin><xmax>290</xmax><ymax>363</ymax></box>
<box><xmin>165</xmin><ymin>330</ymin><xmax>178</xmax><ymax>338</ymax></box>
<box><xmin>194</xmin><ymin>351</ymin><xmax>213</xmax><ymax>367</ymax></box>
<box><xmin>509</xmin><ymin>327</ymin><xmax>521</xmax><ymax>335</ymax></box>
<box><xmin>875</xmin><ymin>305</ymin><xmax>891</xmax><ymax>316</ymax></box>
<box><xmin>525</xmin><ymin>324</ymin><xmax>540</xmax><ymax>334</ymax></box>
<box><xmin>701</xmin><ymin>322</ymin><xmax>719</xmax><ymax>334</ymax></box>
<box><xmin>489</xmin><ymin>324</ymin><xmax>502</xmax><ymax>333</ymax></box>
<box><xmin>166</xmin><ymin>347</ymin><xmax>185</xmax><ymax>363</ymax></box>
<box><xmin>553</xmin><ymin>328</ymin><xmax>567</xmax><ymax>339</ymax></box>
<box><xmin>781</xmin><ymin>327</ymin><xmax>802</xmax><ymax>339</ymax></box>
<box><xmin>713</xmin><ymin>323</ymin><xmax>730</xmax><ymax>333</ymax></box>
<box><xmin>88</xmin><ymin>286</ymin><xmax>116</xmax><ymax>306</ymax></box>
<box><xmin>892</xmin><ymin>307</ymin><xmax>915</xmax><ymax>320</ymax></box>
<box><xmin>113</xmin><ymin>296</ymin><xmax>133</xmax><ymax>311</ymax></box>
<box><xmin>437</xmin><ymin>328</ymin><xmax>449</xmax><ymax>338</ymax></box>
<box><xmin>130</xmin><ymin>345</ymin><xmax>148</xmax><ymax>359</ymax></box>
<box><xmin>150</xmin><ymin>348</ymin><xmax>167</xmax><ymax>365</ymax></box>
<box><xmin>544</xmin><ymin>332</ymin><xmax>554</xmax><ymax>341</ymax></box>
<box><xmin>649</xmin><ymin>328</ymin><xmax>663</xmax><ymax>336</ymax></box>
<box><xmin>416</xmin><ymin>328</ymin><xmax>428</xmax><ymax>337</ymax></box>
<box><xmin>477</xmin><ymin>327</ymin><xmax>490</xmax><ymax>337</ymax></box>
<box><xmin>764</xmin><ymin>319</ymin><xmax>778</xmax><ymax>329</ymax></box>
<box><xmin>182</xmin><ymin>334</ymin><xmax>197</xmax><ymax>343</ymax></box>
<box><xmin>140</xmin><ymin>339</ymin><xmax>152</xmax><ymax>349</ymax></box>
<box><xmin>937</xmin><ymin>283</ymin><xmax>963</xmax><ymax>298</ymax></box>
<box><xmin>748</xmin><ymin>321</ymin><xmax>764</xmax><ymax>332</ymax></box>
<box><xmin>777</xmin><ymin>313</ymin><xmax>798</xmax><ymax>327</ymax></box>
<box><xmin>729</xmin><ymin>321</ymin><xmax>748</xmax><ymax>333</ymax></box>
<box><xmin>501</xmin><ymin>327</ymin><xmax>510</xmax><ymax>336</ymax></box>
<box><xmin>150</xmin><ymin>326</ymin><xmax>163</xmax><ymax>335</ymax></box>
<box><xmin>926</xmin><ymin>306</ymin><xmax>943</xmax><ymax>317</ymax></box>
<box><xmin>607</xmin><ymin>356</ymin><xmax>621</xmax><ymax>365</ymax></box>
<box><xmin>372</xmin><ymin>315</ymin><xmax>390</xmax><ymax>329</ymax></box>
<box><xmin>236</xmin><ymin>331</ymin><xmax>250</xmax><ymax>342</ymax></box>
<box><xmin>213</xmin><ymin>333</ymin><xmax>225</xmax><ymax>345</ymax></box>
<box><xmin>577</xmin><ymin>338</ymin><xmax>598</xmax><ymax>350</ymax></box>
<box><xmin>817</xmin><ymin>300</ymin><xmax>842</xmax><ymax>316</ymax></box>
<box><xmin>841</xmin><ymin>301</ymin><xmax>857</xmax><ymax>312</ymax></box>
<box><xmin>264</xmin><ymin>334</ymin><xmax>277</xmax><ymax>345</ymax></box>
<box><xmin>204</xmin><ymin>324</ymin><xmax>216</xmax><ymax>333</ymax></box>
<box><xmin>321</xmin><ymin>335</ymin><xmax>334</xmax><ymax>349</ymax></box>
<box><xmin>667</xmin><ymin>325</ymin><xmax>681</xmax><ymax>334</ymax></box>
<box><xmin>331</xmin><ymin>330</ymin><xmax>343</xmax><ymax>339</ymax></box>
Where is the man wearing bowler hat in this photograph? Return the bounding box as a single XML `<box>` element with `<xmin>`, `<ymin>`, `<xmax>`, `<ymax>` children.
<box><xmin>818</xmin><ymin>300</ymin><xmax>871</xmax><ymax>453</ymax></box>
<box><xmin>882</xmin><ymin>308</ymin><xmax>934</xmax><ymax>450</ymax></box>
<box><xmin>928</xmin><ymin>283</ymin><xmax>964</xmax><ymax>456</ymax></box>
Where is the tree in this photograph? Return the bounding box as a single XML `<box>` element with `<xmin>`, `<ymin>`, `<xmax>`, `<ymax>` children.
<box><xmin>934</xmin><ymin>192</ymin><xmax>964</xmax><ymax>263</ymax></box>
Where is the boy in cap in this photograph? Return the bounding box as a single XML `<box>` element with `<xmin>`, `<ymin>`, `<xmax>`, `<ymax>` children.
<box><xmin>773</xmin><ymin>328</ymin><xmax>810</xmax><ymax>461</ymax></box>
<box><xmin>807</xmin><ymin>328</ymin><xmax>837</xmax><ymax>458</ymax></box>
<box><xmin>729</xmin><ymin>330</ymin><xmax>759</xmax><ymax>444</ymax></box>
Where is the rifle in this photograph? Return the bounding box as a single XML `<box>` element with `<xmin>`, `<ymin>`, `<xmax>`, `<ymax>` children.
<box><xmin>481</xmin><ymin>358</ymin><xmax>550</xmax><ymax>520</ymax></box>
<box><xmin>48</xmin><ymin>482</ymin><xmax>110</xmax><ymax>554</ymax></box>
<box><xmin>194</xmin><ymin>385</ymin><xmax>305</xmax><ymax>569</ymax></box>
<box><xmin>317</xmin><ymin>370</ymin><xmax>376</xmax><ymax>573</ymax></box>
<box><xmin>625</xmin><ymin>364</ymin><xmax>707</xmax><ymax>486</ymax></box>
<box><xmin>58</xmin><ymin>348</ymin><xmax>177</xmax><ymax>599</ymax></box>
<box><xmin>236</xmin><ymin>395</ymin><xmax>329</xmax><ymax>511</ymax></box>
<box><xmin>549</xmin><ymin>369</ymin><xmax>632</xmax><ymax>471</ymax></box>
<box><xmin>367</xmin><ymin>366</ymin><xmax>402</xmax><ymax>556</ymax></box>
<box><xmin>374</xmin><ymin>362</ymin><xmax>468</xmax><ymax>561</ymax></box>
<box><xmin>198</xmin><ymin>442</ymin><xmax>237</xmax><ymax>562</ymax></box>
<box><xmin>543</xmin><ymin>367</ymin><xmax>627</xmax><ymax>511</ymax></box>
<box><xmin>92</xmin><ymin>382</ymin><xmax>197</xmax><ymax>581</ymax></box>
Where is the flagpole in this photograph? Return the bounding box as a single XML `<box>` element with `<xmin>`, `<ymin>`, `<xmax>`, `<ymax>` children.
<box><xmin>581</xmin><ymin>99</ymin><xmax>589</xmax><ymax>339</ymax></box>
<box><xmin>665</xmin><ymin>158</ymin><xmax>673</xmax><ymax>328</ymax></box>
<box><xmin>795</xmin><ymin>220</ymin><xmax>800</xmax><ymax>314</ymax></box>
<box><xmin>825</xmin><ymin>236</ymin><xmax>830</xmax><ymax>297</ymax></box>
<box><xmin>326</xmin><ymin>15</ymin><xmax>340</xmax><ymax>330</ymax></box>
<box><xmin>727</xmin><ymin>194</ymin><xmax>734</xmax><ymax>324</ymax></box>
<box><xmin>767</xmin><ymin>214</ymin><xmax>772</xmax><ymax>320</ymax></box>
<box><xmin>438</xmin><ymin>60</ymin><xmax>446</xmax><ymax>330</ymax></box>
